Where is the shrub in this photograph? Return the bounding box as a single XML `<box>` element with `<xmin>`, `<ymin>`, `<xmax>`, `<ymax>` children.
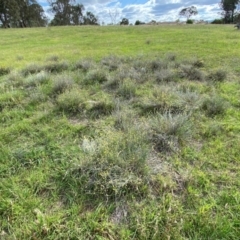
<box><xmin>51</xmin><ymin>75</ymin><xmax>74</xmax><ymax>95</ymax></box>
<box><xmin>211</xmin><ymin>19</ymin><xmax>223</xmax><ymax>24</ymax></box>
<box><xmin>207</xmin><ymin>69</ymin><xmax>227</xmax><ymax>82</ymax></box>
<box><xmin>201</xmin><ymin>96</ymin><xmax>228</xmax><ymax>117</ymax></box>
<box><xmin>56</xmin><ymin>89</ymin><xmax>85</xmax><ymax>114</ymax></box>
<box><xmin>83</xmin><ymin>69</ymin><xmax>108</xmax><ymax>84</ymax></box>
<box><xmin>186</xmin><ymin>19</ymin><xmax>194</xmax><ymax>24</ymax></box>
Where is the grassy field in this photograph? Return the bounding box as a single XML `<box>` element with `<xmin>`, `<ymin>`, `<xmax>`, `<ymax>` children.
<box><xmin>0</xmin><ymin>25</ymin><xmax>240</xmax><ymax>239</ymax></box>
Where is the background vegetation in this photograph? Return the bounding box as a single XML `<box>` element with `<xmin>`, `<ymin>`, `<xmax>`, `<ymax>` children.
<box><xmin>0</xmin><ymin>25</ymin><xmax>240</xmax><ymax>239</ymax></box>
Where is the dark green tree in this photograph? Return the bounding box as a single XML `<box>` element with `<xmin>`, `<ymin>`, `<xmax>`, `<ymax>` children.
<box><xmin>120</xmin><ymin>18</ymin><xmax>129</xmax><ymax>25</ymax></box>
<box><xmin>48</xmin><ymin>0</ymin><xmax>75</xmax><ymax>25</ymax></box>
<box><xmin>0</xmin><ymin>0</ymin><xmax>47</xmax><ymax>27</ymax></box>
<box><xmin>220</xmin><ymin>0</ymin><xmax>239</xmax><ymax>23</ymax></box>
<box><xmin>83</xmin><ymin>11</ymin><xmax>98</xmax><ymax>25</ymax></box>
<box><xmin>71</xmin><ymin>4</ymin><xmax>84</xmax><ymax>25</ymax></box>
<box><xmin>179</xmin><ymin>6</ymin><xmax>198</xmax><ymax>21</ymax></box>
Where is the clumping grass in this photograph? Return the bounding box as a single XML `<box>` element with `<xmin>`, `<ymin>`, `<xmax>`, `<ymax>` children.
<box><xmin>74</xmin><ymin>59</ymin><xmax>95</xmax><ymax>72</ymax></box>
<box><xmin>83</xmin><ymin>68</ymin><xmax>108</xmax><ymax>84</ymax></box>
<box><xmin>150</xmin><ymin>112</ymin><xmax>191</xmax><ymax>152</ymax></box>
<box><xmin>0</xmin><ymin>67</ymin><xmax>10</xmax><ymax>76</ymax></box>
<box><xmin>56</xmin><ymin>89</ymin><xmax>86</xmax><ymax>114</ymax></box>
<box><xmin>50</xmin><ymin>74</ymin><xmax>74</xmax><ymax>95</ymax></box>
<box><xmin>0</xmin><ymin>26</ymin><xmax>240</xmax><ymax>239</ymax></box>
<box><xmin>201</xmin><ymin>95</ymin><xmax>228</xmax><ymax>117</ymax></box>
<box><xmin>207</xmin><ymin>69</ymin><xmax>227</xmax><ymax>82</ymax></box>
<box><xmin>117</xmin><ymin>80</ymin><xmax>136</xmax><ymax>99</ymax></box>
<box><xmin>179</xmin><ymin>64</ymin><xmax>205</xmax><ymax>81</ymax></box>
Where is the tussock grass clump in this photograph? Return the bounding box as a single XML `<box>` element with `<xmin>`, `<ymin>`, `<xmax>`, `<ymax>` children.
<box><xmin>56</xmin><ymin>89</ymin><xmax>86</xmax><ymax>114</ymax></box>
<box><xmin>155</xmin><ymin>69</ymin><xmax>175</xmax><ymax>83</ymax></box>
<box><xmin>74</xmin><ymin>59</ymin><xmax>95</xmax><ymax>72</ymax></box>
<box><xmin>87</xmin><ymin>100</ymin><xmax>115</xmax><ymax>118</ymax></box>
<box><xmin>22</xmin><ymin>63</ymin><xmax>43</xmax><ymax>76</ymax></box>
<box><xmin>28</xmin><ymin>91</ymin><xmax>47</xmax><ymax>105</ymax></box>
<box><xmin>207</xmin><ymin>69</ymin><xmax>227</xmax><ymax>82</ymax></box>
<box><xmin>150</xmin><ymin>112</ymin><xmax>190</xmax><ymax>152</ymax></box>
<box><xmin>5</xmin><ymin>71</ymin><xmax>24</xmax><ymax>87</ymax></box>
<box><xmin>0</xmin><ymin>91</ymin><xmax>24</xmax><ymax>111</ymax></box>
<box><xmin>83</xmin><ymin>68</ymin><xmax>108</xmax><ymax>85</ymax></box>
<box><xmin>64</xmin><ymin>130</ymin><xmax>149</xmax><ymax>201</ymax></box>
<box><xmin>51</xmin><ymin>75</ymin><xmax>74</xmax><ymax>95</ymax></box>
<box><xmin>188</xmin><ymin>58</ymin><xmax>204</xmax><ymax>68</ymax></box>
<box><xmin>44</xmin><ymin>61</ymin><xmax>69</xmax><ymax>73</ymax></box>
<box><xmin>166</xmin><ymin>52</ymin><xmax>177</xmax><ymax>61</ymax></box>
<box><xmin>179</xmin><ymin>65</ymin><xmax>205</xmax><ymax>81</ymax></box>
<box><xmin>0</xmin><ymin>66</ymin><xmax>10</xmax><ymax>76</ymax></box>
<box><xmin>24</xmin><ymin>71</ymin><xmax>50</xmax><ymax>88</ymax></box>
<box><xmin>117</xmin><ymin>80</ymin><xmax>136</xmax><ymax>99</ymax></box>
<box><xmin>177</xmin><ymin>90</ymin><xmax>201</xmax><ymax>111</ymax></box>
<box><xmin>201</xmin><ymin>96</ymin><xmax>228</xmax><ymax>117</ymax></box>
<box><xmin>148</xmin><ymin>59</ymin><xmax>168</xmax><ymax>71</ymax></box>
<box><xmin>101</xmin><ymin>55</ymin><xmax>122</xmax><ymax>71</ymax></box>
<box><xmin>46</xmin><ymin>55</ymin><xmax>59</xmax><ymax>62</ymax></box>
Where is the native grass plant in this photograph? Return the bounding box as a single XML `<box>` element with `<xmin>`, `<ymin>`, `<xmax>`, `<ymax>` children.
<box><xmin>201</xmin><ymin>95</ymin><xmax>229</xmax><ymax>117</ymax></box>
<box><xmin>179</xmin><ymin>64</ymin><xmax>205</xmax><ymax>81</ymax></box>
<box><xmin>0</xmin><ymin>66</ymin><xmax>11</xmax><ymax>76</ymax></box>
<box><xmin>0</xmin><ymin>90</ymin><xmax>24</xmax><ymax>111</ymax></box>
<box><xmin>83</xmin><ymin>68</ymin><xmax>108</xmax><ymax>85</ymax></box>
<box><xmin>138</xmin><ymin>85</ymin><xmax>183</xmax><ymax>115</ymax></box>
<box><xmin>74</xmin><ymin>59</ymin><xmax>95</xmax><ymax>72</ymax></box>
<box><xmin>56</xmin><ymin>88</ymin><xmax>86</xmax><ymax>114</ymax></box>
<box><xmin>101</xmin><ymin>55</ymin><xmax>123</xmax><ymax>71</ymax></box>
<box><xmin>207</xmin><ymin>69</ymin><xmax>227</xmax><ymax>82</ymax></box>
<box><xmin>150</xmin><ymin>112</ymin><xmax>191</xmax><ymax>153</ymax></box>
<box><xmin>154</xmin><ymin>69</ymin><xmax>175</xmax><ymax>83</ymax></box>
<box><xmin>117</xmin><ymin>79</ymin><xmax>137</xmax><ymax>99</ymax></box>
<box><xmin>43</xmin><ymin>61</ymin><xmax>69</xmax><ymax>73</ymax></box>
<box><xmin>177</xmin><ymin>89</ymin><xmax>202</xmax><ymax>111</ymax></box>
<box><xmin>23</xmin><ymin>71</ymin><xmax>50</xmax><ymax>88</ymax></box>
<box><xmin>22</xmin><ymin>63</ymin><xmax>43</xmax><ymax>76</ymax></box>
<box><xmin>86</xmin><ymin>100</ymin><xmax>115</xmax><ymax>119</ymax></box>
<box><xmin>50</xmin><ymin>74</ymin><xmax>74</xmax><ymax>95</ymax></box>
<box><xmin>64</xmin><ymin>129</ymin><xmax>149</xmax><ymax>201</ymax></box>
<box><xmin>46</xmin><ymin>55</ymin><xmax>59</xmax><ymax>62</ymax></box>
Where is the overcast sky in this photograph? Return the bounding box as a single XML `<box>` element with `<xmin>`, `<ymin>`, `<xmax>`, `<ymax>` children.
<box><xmin>39</xmin><ymin>0</ymin><xmax>223</xmax><ymax>24</ymax></box>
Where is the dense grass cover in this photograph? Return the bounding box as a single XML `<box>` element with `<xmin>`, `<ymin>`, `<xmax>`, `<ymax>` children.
<box><xmin>0</xmin><ymin>25</ymin><xmax>240</xmax><ymax>239</ymax></box>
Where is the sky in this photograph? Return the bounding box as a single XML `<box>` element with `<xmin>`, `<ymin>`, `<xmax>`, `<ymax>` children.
<box><xmin>39</xmin><ymin>0</ymin><xmax>223</xmax><ymax>24</ymax></box>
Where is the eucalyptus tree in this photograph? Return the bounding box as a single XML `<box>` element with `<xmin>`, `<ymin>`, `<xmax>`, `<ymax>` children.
<box><xmin>0</xmin><ymin>0</ymin><xmax>47</xmax><ymax>27</ymax></box>
<box><xmin>220</xmin><ymin>0</ymin><xmax>239</xmax><ymax>23</ymax></box>
<box><xmin>179</xmin><ymin>6</ymin><xmax>198</xmax><ymax>21</ymax></box>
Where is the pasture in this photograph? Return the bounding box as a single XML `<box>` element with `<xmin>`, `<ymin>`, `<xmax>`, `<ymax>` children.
<box><xmin>0</xmin><ymin>24</ymin><xmax>240</xmax><ymax>239</ymax></box>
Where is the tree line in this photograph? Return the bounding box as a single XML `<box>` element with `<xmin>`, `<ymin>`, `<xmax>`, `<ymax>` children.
<box><xmin>0</xmin><ymin>0</ymin><xmax>98</xmax><ymax>28</ymax></box>
<box><xmin>1</xmin><ymin>0</ymin><xmax>240</xmax><ymax>28</ymax></box>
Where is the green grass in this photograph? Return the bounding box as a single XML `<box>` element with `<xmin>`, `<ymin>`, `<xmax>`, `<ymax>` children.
<box><xmin>0</xmin><ymin>25</ymin><xmax>240</xmax><ymax>239</ymax></box>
